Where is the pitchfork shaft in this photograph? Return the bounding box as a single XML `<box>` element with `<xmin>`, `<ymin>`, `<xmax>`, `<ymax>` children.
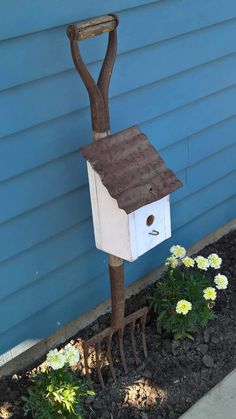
<box><xmin>109</xmin><ymin>259</ymin><xmax>125</xmax><ymax>330</ymax></box>
<box><xmin>67</xmin><ymin>14</ymin><xmax>149</xmax><ymax>387</ymax></box>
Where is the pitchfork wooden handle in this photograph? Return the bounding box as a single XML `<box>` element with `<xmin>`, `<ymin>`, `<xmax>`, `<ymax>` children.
<box><xmin>67</xmin><ymin>14</ymin><xmax>118</xmax><ymax>41</ymax></box>
<box><xmin>67</xmin><ymin>14</ymin><xmax>118</xmax><ymax>134</ymax></box>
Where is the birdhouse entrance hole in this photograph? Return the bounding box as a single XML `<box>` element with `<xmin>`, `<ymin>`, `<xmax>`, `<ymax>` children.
<box><xmin>146</xmin><ymin>214</ymin><xmax>155</xmax><ymax>226</ymax></box>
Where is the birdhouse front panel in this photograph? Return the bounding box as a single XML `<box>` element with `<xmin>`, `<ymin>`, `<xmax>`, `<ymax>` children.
<box><xmin>81</xmin><ymin>126</ymin><xmax>182</xmax><ymax>262</ymax></box>
<box><xmin>130</xmin><ymin>195</ymin><xmax>171</xmax><ymax>259</ymax></box>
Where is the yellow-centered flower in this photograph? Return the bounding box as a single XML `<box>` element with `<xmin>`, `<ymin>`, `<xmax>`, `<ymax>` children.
<box><xmin>182</xmin><ymin>256</ymin><xmax>195</xmax><ymax>268</ymax></box>
<box><xmin>165</xmin><ymin>255</ymin><xmax>178</xmax><ymax>269</ymax></box>
<box><xmin>208</xmin><ymin>253</ymin><xmax>222</xmax><ymax>269</ymax></box>
<box><xmin>214</xmin><ymin>274</ymin><xmax>228</xmax><ymax>290</ymax></box>
<box><xmin>170</xmin><ymin>245</ymin><xmax>186</xmax><ymax>258</ymax></box>
<box><xmin>46</xmin><ymin>349</ymin><xmax>65</xmax><ymax>370</ymax></box>
<box><xmin>176</xmin><ymin>299</ymin><xmax>192</xmax><ymax>315</ymax></box>
<box><xmin>64</xmin><ymin>344</ymin><xmax>80</xmax><ymax>367</ymax></box>
<box><xmin>195</xmin><ymin>256</ymin><xmax>209</xmax><ymax>271</ymax></box>
<box><xmin>203</xmin><ymin>287</ymin><xmax>217</xmax><ymax>301</ymax></box>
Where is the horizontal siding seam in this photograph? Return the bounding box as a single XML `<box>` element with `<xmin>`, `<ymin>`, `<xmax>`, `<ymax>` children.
<box><xmin>0</xmin><ymin>147</ymin><xmax>81</xmax><ymax>187</ymax></box>
<box><xmin>158</xmin><ymin>108</ymin><xmax>236</xmax><ymax>155</ymax></box>
<box><xmin>0</xmin><ymin>269</ymin><xmax>108</xmax><ymax>337</ymax></box>
<box><xmin>2</xmin><ymin>79</ymin><xmax>235</xmax><ymax>164</ymax></box>
<box><xmin>2</xmin><ymin>67</ymin><xmax>236</xmax><ymax>183</ymax></box>
<box><xmin>0</xmin><ymin>217</ymin><xmax>92</xmax><ymax>265</ymax></box>
<box><xmin>0</xmin><ymin>184</ymin><xmax>87</xmax><ymax>227</ymax></box>
<box><xmin>2</xmin><ymin>0</ymin><xmax>236</xmax><ymax>43</ymax></box>
<box><xmin>1</xmin><ymin>45</ymin><xmax>236</xmax><ymax>96</ymax></box>
<box><xmin>0</xmin><ymin>128</ymin><xmax>234</xmax><ymax>228</ymax></box>
<box><xmin>1</xmin><ymin>167</ymin><xmax>235</xmax><ymax>284</ymax></box>
<box><xmin>0</xmin><ymin>98</ymin><xmax>235</xmax><ymax>228</ymax></box>
<box><xmin>173</xmin><ymin>168</ymin><xmax>236</xmax><ymax>207</ymax></box>
<box><xmin>184</xmin><ymin>111</ymin><xmax>236</xmax><ymax>145</ymax></box>
<box><xmin>2</xmin><ymin>16</ymin><xmax>236</xmax><ymax>92</ymax></box>
<box><xmin>141</xmin><ymin>81</ymin><xmax>236</xmax><ymax>133</ymax></box>
<box><xmin>0</xmin><ymin>0</ymin><xmax>159</xmax><ymax>42</ymax></box>
<box><xmin>0</xmin><ymin>121</ymin><xmax>186</xmax><ymax>185</ymax></box>
<box><xmin>173</xmin><ymin>167</ymin><xmax>236</xmax><ymax>206</ymax></box>
<box><xmin>0</xmin><ymin>246</ymin><xmax>103</xmax><ymax>305</ymax></box>
<box><xmin>185</xmin><ymin>140</ymin><xmax>236</xmax><ymax>172</ymax></box>
<box><xmin>2</xmin><ymin>54</ymin><xmax>236</xmax><ymax>143</ymax></box>
<box><xmin>118</xmin><ymin>50</ymin><xmax>236</xmax><ymax>96</ymax></box>
<box><xmin>173</xmin><ymin>192</ymin><xmax>236</xmax><ymax>234</ymax></box>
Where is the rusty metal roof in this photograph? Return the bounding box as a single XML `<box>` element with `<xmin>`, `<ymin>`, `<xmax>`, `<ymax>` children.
<box><xmin>81</xmin><ymin>126</ymin><xmax>183</xmax><ymax>214</ymax></box>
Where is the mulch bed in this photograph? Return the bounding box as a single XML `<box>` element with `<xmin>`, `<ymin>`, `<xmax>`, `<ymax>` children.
<box><xmin>1</xmin><ymin>230</ymin><xmax>236</xmax><ymax>418</ymax></box>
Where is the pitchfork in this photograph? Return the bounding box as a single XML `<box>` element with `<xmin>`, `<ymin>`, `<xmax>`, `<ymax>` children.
<box><xmin>67</xmin><ymin>14</ymin><xmax>148</xmax><ymax>388</ymax></box>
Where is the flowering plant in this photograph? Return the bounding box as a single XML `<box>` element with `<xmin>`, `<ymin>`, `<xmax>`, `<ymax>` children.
<box><xmin>23</xmin><ymin>345</ymin><xmax>94</xmax><ymax>418</ymax></box>
<box><xmin>149</xmin><ymin>245</ymin><xmax>228</xmax><ymax>340</ymax></box>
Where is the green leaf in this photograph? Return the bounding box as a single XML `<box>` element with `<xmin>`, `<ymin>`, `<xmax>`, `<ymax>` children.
<box><xmin>86</xmin><ymin>390</ymin><xmax>95</xmax><ymax>396</ymax></box>
<box><xmin>157</xmin><ymin>311</ymin><xmax>166</xmax><ymax>320</ymax></box>
<box><xmin>174</xmin><ymin>332</ymin><xmax>183</xmax><ymax>340</ymax></box>
<box><xmin>184</xmin><ymin>333</ymin><xmax>195</xmax><ymax>341</ymax></box>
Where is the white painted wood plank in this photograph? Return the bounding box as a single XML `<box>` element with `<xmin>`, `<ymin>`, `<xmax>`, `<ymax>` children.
<box><xmin>87</xmin><ymin>162</ymin><xmax>102</xmax><ymax>249</ymax></box>
<box><xmin>88</xmin><ymin>165</ymin><xmax>132</xmax><ymax>260</ymax></box>
<box><xmin>133</xmin><ymin>196</ymin><xmax>171</xmax><ymax>257</ymax></box>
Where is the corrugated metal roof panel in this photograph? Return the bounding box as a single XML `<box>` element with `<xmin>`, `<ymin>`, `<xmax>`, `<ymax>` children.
<box><xmin>81</xmin><ymin>126</ymin><xmax>182</xmax><ymax>213</ymax></box>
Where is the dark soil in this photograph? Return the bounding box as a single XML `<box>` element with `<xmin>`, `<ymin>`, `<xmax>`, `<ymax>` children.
<box><xmin>1</xmin><ymin>230</ymin><xmax>236</xmax><ymax>419</ymax></box>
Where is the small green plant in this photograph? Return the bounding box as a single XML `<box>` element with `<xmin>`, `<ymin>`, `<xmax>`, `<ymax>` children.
<box><xmin>23</xmin><ymin>345</ymin><xmax>94</xmax><ymax>419</ymax></box>
<box><xmin>149</xmin><ymin>245</ymin><xmax>228</xmax><ymax>340</ymax></box>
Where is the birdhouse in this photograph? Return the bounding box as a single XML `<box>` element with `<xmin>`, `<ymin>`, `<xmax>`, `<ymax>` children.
<box><xmin>81</xmin><ymin>126</ymin><xmax>182</xmax><ymax>262</ymax></box>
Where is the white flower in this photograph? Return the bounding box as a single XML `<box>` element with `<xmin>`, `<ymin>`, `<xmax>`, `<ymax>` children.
<box><xmin>214</xmin><ymin>274</ymin><xmax>228</xmax><ymax>290</ymax></box>
<box><xmin>195</xmin><ymin>256</ymin><xmax>209</xmax><ymax>271</ymax></box>
<box><xmin>182</xmin><ymin>257</ymin><xmax>195</xmax><ymax>268</ymax></box>
<box><xmin>203</xmin><ymin>287</ymin><xmax>217</xmax><ymax>301</ymax></box>
<box><xmin>64</xmin><ymin>344</ymin><xmax>80</xmax><ymax>367</ymax></box>
<box><xmin>165</xmin><ymin>255</ymin><xmax>178</xmax><ymax>269</ymax></box>
<box><xmin>46</xmin><ymin>349</ymin><xmax>65</xmax><ymax>370</ymax></box>
<box><xmin>170</xmin><ymin>245</ymin><xmax>186</xmax><ymax>258</ymax></box>
<box><xmin>208</xmin><ymin>253</ymin><xmax>222</xmax><ymax>269</ymax></box>
<box><xmin>176</xmin><ymin>299</ymin><xmax>192</xmax><ymax>315</ymax></box>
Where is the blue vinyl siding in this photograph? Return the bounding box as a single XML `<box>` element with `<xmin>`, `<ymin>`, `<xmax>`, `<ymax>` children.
<box><xmin>1</xmin><ymin>0</ymin><xmax>236</xmax><ymax>359</ymax></box>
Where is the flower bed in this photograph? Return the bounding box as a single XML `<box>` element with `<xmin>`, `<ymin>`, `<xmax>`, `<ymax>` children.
<box><xmin>149</xmin><ymin>244</ymin><xmax>227</xmax><ymax>340</ymax></box>
<box><xmin>0</xmin><ymin>230</ymin><xmax>236</xmax><ymax>419</ymax></box>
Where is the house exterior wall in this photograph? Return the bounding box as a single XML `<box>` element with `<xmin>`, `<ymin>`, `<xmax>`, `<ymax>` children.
<box><xmin>1</xmin><ymin>0</ymin><xmax>236</xmax><ymax>362</ymax></box>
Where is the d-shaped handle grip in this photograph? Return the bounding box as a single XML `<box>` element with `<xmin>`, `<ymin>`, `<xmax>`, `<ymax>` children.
<box><xmin>67</xmin><ymin>14</ymin><xmax>118</xmax><ymax>41</ymax></box>
<box><xmin>67</xmin><ymin>14</ymin><xmax>118</xmax><ymax>134</ymax></box>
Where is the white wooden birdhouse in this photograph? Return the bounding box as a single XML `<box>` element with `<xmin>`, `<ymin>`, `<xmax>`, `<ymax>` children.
<box><xmin>81</xmin><ymin>126</ymin><xmax>182</xmax><ymax>262</ymax></box>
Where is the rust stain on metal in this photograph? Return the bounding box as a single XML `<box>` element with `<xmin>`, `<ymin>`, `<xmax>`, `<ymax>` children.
<box><xmin>67</xmin><ymin>14</ymin><xmax>118</xmax><ymax>133</ymax></box>
<box><xmin>82</xmin><ymin>306</ymin><xmax>148</xmax><ymax>388</ymax></box>
<box><xmin>81</xmin><ymin>125</ymin><xmax>183</xmax><ymax>214</ymax></box>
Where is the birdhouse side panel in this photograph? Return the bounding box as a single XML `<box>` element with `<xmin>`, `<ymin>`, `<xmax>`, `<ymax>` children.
<box><xmin>87</xmin><ymin>163</ymin><xmax>133</xmax><ymax>260</ymax></box>
<box><xmin>87</xmin><ymin>162</ymin><xmax>102</xmax><ymax>249</ymax></box>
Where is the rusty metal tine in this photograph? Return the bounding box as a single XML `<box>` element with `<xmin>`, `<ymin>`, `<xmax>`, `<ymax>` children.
<box><xmin>130</xmin><ymin>320</ymin><xmax>139</xmax><ymax>366</ymax></box>
<box><xmin>118</xmin><ymin>328</ymin><xmax>128</xmax><ymax>373</ymax></box>
<box><xmin>106</xmin><ymin>332</ymin><xmax>116</xmax><ymax>381</ymax></box>
<box><xmin>95</xmin><ymin>340</ymin><xmax>105</xmax><ymax>389</ymax></box>
<box><xmin>140</xmin><ymin>313</ymin><xmax>148</xmax><ymax>358</ymax></box>
<box><xmin>82</xmin><ymin>341</ymin><xmax>89</xmax><ymax>376</ymax></box>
